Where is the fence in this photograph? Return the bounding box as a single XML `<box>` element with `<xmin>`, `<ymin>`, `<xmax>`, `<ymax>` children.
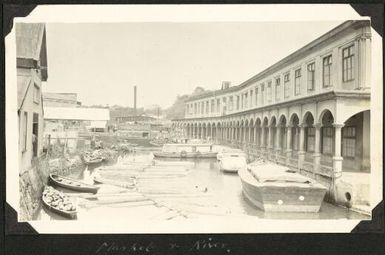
<box><xmin>44</xmin><ymin>135</ymin><xmax>90</xmax><ymax>156</ymax></box>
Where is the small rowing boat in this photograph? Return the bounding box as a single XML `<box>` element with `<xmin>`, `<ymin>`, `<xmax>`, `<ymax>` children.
<box><xmin>49</xmin><ymin>174</ymin><xmax>100</xmax><ymax>194</ymax></box>
<box><xmin>83</xmin><ymin>156</ymin><xmax>103</xmax><ymax>165</ymax></box>
<box><xmin>42</xmin><ymin>186</ymin><xmax>77</xmax><ymax>219</ymax></box>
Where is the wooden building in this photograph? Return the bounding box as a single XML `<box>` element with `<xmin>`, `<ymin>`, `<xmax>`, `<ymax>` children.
<box><xmin>16</xmin><ymin>23</ymin><xmax>48</xmax><ymax>173</ymax></box>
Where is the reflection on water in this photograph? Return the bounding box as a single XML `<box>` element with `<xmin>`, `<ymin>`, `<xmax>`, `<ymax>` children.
<box><xmin>36</xmin><ymin>151</ymin><xmax>369</xmax><ymax>221</ymax></box>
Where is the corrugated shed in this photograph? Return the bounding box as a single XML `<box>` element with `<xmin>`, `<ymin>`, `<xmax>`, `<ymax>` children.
<box><xmin>44</xmin><ymin>107</ymin><xmax>110</xmax><ymax>121</ymax></box>
<box><xmin>16</xmin><ymin>23</ymin><xmax>45</xmax><ymax>60</ymax></box>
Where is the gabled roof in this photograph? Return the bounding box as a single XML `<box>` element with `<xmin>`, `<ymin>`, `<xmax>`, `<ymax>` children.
<box><xmin>16</xmin><ymin>23</ymin><xmax>48</xmax><ymax>80</ymax></box>
<box><xmin>16</xmin><ymin>23</ymin><xmax>45</xmax><ymax>60</ymax></box>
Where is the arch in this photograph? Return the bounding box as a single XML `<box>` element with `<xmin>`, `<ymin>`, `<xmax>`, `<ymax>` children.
<box><xmin>270</xmin><ymin>116</ymin><xmax>277</xmax><ymax>127</ymax></box>
<box><xmin>289</xmin><ymin>113</ymin><xmax>300</xmax><ymax>126</ymax></box>
<box><xmin>262</xmin><ymin>117</ymin><xmax>269</xmax><ymax>127</ymax></box>
<box><xmin>320</xmin><ymin>109</ymin><xmax>334</xmax><ymax>126</ymax></box>
<box><xmin>303</xmin><ymin>111</ymin><xmax>315</xmax><ymax>126</ymax></box>
<box><xmin>278</xmin><ymin>115</ymin><xmax>287</xmax><ymax>126</ymax></box>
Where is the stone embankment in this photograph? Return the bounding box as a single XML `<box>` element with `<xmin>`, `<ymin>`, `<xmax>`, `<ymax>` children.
<box><xmin>19</xmin><ymin>155</ymin><xmax>84</xmax><ymax>221</ymax></box>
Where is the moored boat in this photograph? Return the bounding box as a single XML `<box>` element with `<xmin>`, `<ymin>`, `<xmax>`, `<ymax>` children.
<box><xmin>49</xmin><ymin>174</ymin><xmax>100</xmax><ymax>194</ymax></box>
<box><xmin>153</xmin><ymin>143</ymin><xmax>217</xmax><ymax>159</ymax></box>
<box><xmin>238</xmin><ymin>162</ymin><xmax>327</xmax><ymax>212</ymax></box>
<box><xmin>42</xmin><ymin>186</ymin><xmax>77</xmax><ymax>219</ymax></box>
<box><xmin>218</xmin><ymin>152</ymin><xmax>247</xmax><ymax>173</ymax></box>
<box><xmin>216</xmin><ymin>149</ymin><xmax>245</xmax><ymax>161</ymax></box>
<box><xmin>82</xmin><ymin>155</ymin><xmax>103</xmax><ymax>165</ymax></box>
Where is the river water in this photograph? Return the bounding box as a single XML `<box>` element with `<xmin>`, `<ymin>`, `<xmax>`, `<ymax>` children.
<box><xmin>36</xmin><ymin>150</ymin><xmax>368</xmax><ymax>221</ymax></box>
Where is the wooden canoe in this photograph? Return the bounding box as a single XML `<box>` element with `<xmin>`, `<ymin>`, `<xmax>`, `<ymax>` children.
<box><xmin>42</xmin><ymin>189</ymin><xmax>77</xmax><ymax>219</ymax></box>
<box><xmin>49</xmin><ymin>174</ymin><xmax>100</xmax><ymax>194</ymax></box>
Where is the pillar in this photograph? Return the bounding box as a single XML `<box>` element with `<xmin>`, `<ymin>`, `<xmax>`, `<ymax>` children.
<box><xmin>298</xmin><ymin>124</ymin><xmax>306</xmax><ymax>169</ymax></box>
<box><xmin>333</xmin><ymin>124</ymin><xmax>344</xmax><ymax>176</ymax></box>
<box><xmin>275</xmin><ymin>125</ymin><xmax>281</xmax><ymax>156</ymax></box>
<box><xmin>286</xmin><ymin>125</ymin><xmax>293</xmax><ymax>166</ymax></box>
<box><xmin>268</xmin><ymin>126</ymin><xmax>273</xmax><ymax>151</ymax></box>
<box><xmin>260</xmin><ymin>127</ymin><xmax>265</xmax><ymax>149</ymax></box>
<box><xmin>313</xmin><ymin>123</ymin><xmax>322</xmax><ymax>171</ymax></box>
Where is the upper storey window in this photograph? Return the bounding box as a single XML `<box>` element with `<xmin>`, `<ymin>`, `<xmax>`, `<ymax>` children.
<box><xmin>275</xmin><ymin>77</ymin><xmax>281</xmax><ymax>101</ymax></box>
<box><xmin>255</xmin><ymin>87</ymin><xmax>258</xmax><ymax>106</ymax></box>
<box><xmin>294</xmin><ymin>69</ymin><xmax>301</xmax><ymax>96</ymax></box>
<box><xmin>307</xmin><ymin>62</ymin><xmax>315</xmax><ymax>91</ymax></box>
<box><xmin>284</xmin><ymin>73</ymin><xmax>290</xmax><ymax>98</ymax></box>
<box><xmin>229</xmin><ymin>96</ymin><xmax>233</xmax><ymax>111</ymax></box>
<box><xmin>323</xmin><ymin>55</ymin><xmax>333</xmax><ymax>87</ymax></box>
<box><xmin>342</xmin><ymin>45</ymin><xmax>354</xmax><ymax>82</ymax></box>
<box><xmin>244</xmin><ymin>92</ymin><xmax>248</xmax><ymax>108</ymax></box>
<box><xmin>211</xmin><ymin>99</ymin><xmax>215</xmax><ymax>113</ymax></box>
<box><xmin>216</xmin><ymin>99</ymin><xmax>220</xmax><ymax>113</ymax></box>
<box><xmin>249</xmin><ymin>90</ymin><xmax>253</xmax><ymax>107</ymax></box>
<box><xmin>261</xmin><ymin>84</ymin><xmax>265</xmax><ymax>105</ymax></box>
<box><xmin>236</xmin><ymin>95</ymin><xmax>240</xmax><ymax>110</ymax></box>
<box><xmin>267</xmin><ymin>81</ymin><xmax>272</xmax><ymax>102</ymax></box>
<box><xmin>206</xmin><ymin>101</ymin><xmax>209</xmax><ymax>114</ymax></box>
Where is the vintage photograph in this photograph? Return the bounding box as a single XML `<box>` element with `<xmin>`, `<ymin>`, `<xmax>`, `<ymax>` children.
<box><xmin>6</xmin><ymin>5</ymin><xmax>382</xmax><ymax>233</ymax></box>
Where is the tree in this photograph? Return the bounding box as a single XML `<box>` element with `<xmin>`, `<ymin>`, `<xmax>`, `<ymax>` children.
<box><xmin>165</xmin><ymin>94</ymin><xmax>189</xmax><ymax>120</ymax></box>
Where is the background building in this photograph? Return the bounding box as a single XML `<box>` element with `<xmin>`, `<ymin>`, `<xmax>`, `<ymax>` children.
<box><xmin>43</xmin><ymin>92</ymin><xmax>82</xmax><ymax>107</ymax></box>
<box><xmin>16</xmin><ymin>23</ymin><xmax>48</xmax><ymax>173</ymax></box>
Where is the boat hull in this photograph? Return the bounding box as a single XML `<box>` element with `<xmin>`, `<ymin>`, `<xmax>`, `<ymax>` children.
<box><xmin>49</xmin><ymin>174</ymin><xmax>100</xmax><ymax>194</ymax></box>
<box><xmin>153</xmin><ymin>152</ymin><xmax>217</xmax><ymax>159</ymax></box>
<box><xmin>238</xmin><ymin>168</ymin><xmax>327</xmax><ymax>212</ymax></box>
<box><xmin>42</xmin><ymin>195</ymin><xmax>77</xmax><ymax>219</ymax></box>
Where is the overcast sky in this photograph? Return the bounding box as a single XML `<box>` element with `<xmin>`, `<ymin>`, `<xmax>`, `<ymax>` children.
<box><xmin>44</xmin><ymin>21</ymin><xmax>344</xmax><ymax>109</ymax></box>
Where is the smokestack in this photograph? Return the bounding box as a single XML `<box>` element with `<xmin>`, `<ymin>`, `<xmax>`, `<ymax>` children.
<box><xmin>134</xmin><ymin>86</ymin><xmax>137</xmax><ymax>116</ymax></box>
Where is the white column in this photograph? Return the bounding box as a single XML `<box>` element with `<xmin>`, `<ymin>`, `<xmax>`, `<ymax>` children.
<box><xmin>275</xmin><ymin>125</ymin><xmax>281</xmax><ymax>151</ymax></box>
<box><xmin>286</xmin><ymin>125</ymin><xmax>293</xmax><ymax>165</ymax></box>
<box><xmin>260</xmin><ymin>127</ymin><xmax>265</xmax><ymax>149</ymax></box>
<box><xmin>275</xmin><ymin>125</ymin><xmax>281</xmax><ymax>158</ymax></box>
<box><xmin>333</xmin><ymin>124</ymin><xmax>344</xmax><ymax>176</ymax></box>
<box><xmin>298</xmin><ymin>124</ymin><xmax>306</xmax><ymax>169</ymax></box>
<box><xmin>268</xmin><ymin>126</ymin><xmax>273</xmax><ymax>151</ymax></box>
<box><xmin>313</xmin><ymin>123</ymin><xmax>322</xmax><ymax>171</ymax></box>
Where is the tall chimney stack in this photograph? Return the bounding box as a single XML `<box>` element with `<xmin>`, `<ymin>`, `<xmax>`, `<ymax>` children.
<box><xmin>134</xmin><ymin>86</ymin><xmax>137</xmax><ymax>116</ymax></box>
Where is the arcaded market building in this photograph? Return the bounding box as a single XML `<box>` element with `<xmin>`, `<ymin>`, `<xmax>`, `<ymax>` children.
<box><xmin>173</xmin><ymin>20</ymin><xmax>372</xmax><ymax>206</ymax></box>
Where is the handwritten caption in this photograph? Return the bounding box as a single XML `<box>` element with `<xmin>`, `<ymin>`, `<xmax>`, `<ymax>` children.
<box><xmin>95</xmin><ymin>238</ymin><xmax>231</xmax><ymax>254</ymax></box>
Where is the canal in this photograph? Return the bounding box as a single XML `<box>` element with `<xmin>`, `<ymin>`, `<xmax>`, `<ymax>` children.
<box><xmin>36</xmin><ymin>150</ymin><xmax>369</xmax><ymax>221</ymax></box>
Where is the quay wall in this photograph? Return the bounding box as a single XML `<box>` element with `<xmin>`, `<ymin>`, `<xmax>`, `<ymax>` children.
<box><xmin>19</xmin><ymin>153</ymin><xmax>85</xmax><ymax>221</ymax></box>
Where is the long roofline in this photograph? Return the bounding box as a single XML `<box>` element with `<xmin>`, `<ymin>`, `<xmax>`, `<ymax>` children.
<box><xmin>185</xmin><ymin>19</ymin><xmax>370</xmax><ymax>103</ymax></box>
